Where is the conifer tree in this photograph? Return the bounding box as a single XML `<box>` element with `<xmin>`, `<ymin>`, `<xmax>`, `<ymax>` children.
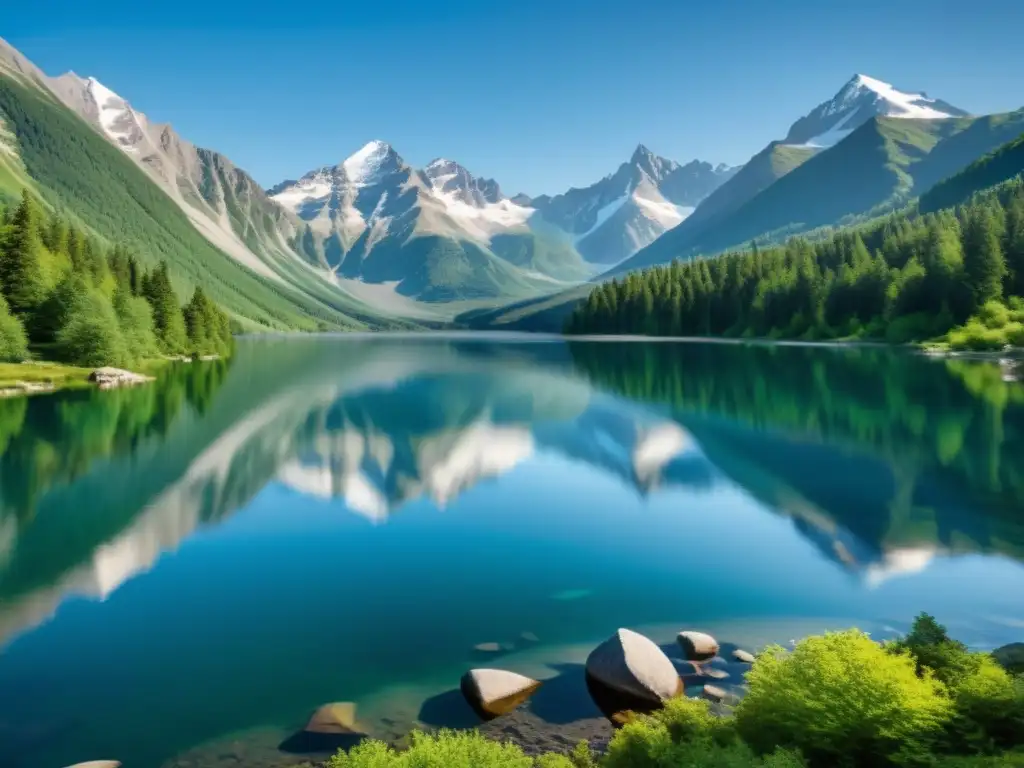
<box><xmin>55</xmin><ymin>289</ymin><xmax>131</xmax><ymax>368</ymax></box>
<box><xmin>962</xmin><ymin>205</ymin><xmax>1007</xmax><ymax>311</ymax></box>
<box><xmin>142</xmin><ymin>262</ymin><xmax>188</xmax><ymax>354</ymax></box>
<box><xmin>0</xmin><ymin>190</ymin><xmax>48</xmax><ymax>315</ymax></box>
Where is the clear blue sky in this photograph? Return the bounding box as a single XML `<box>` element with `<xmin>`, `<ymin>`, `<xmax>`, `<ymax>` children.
<box><xmin>5</xmin><ymin>0</ymin><xmax>1024</xmax><ymax>196</ymax></box>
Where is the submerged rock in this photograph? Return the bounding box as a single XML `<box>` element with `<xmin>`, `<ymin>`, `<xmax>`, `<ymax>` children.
<box><xmin>460</xmin><ymin>668</ymin><xmax>542</xmax><ymax>721</ymax></box>
<box><xmin>993</xmin><ymin>643</ymin><xmax>1024</xmax><ymax>674</ymax></box>
<box><xmin>732</xmin><ymin>649</ymin><xmax>756</xmax><ymax>664</ymax></box>
<box><xmin>701</xmin><ymin>666</ymin><xmax>730</xmax><ymax>680</ymax></box>
<box><xmin>677</xmin><ymin>631</ymin><xmax>719</xmax><ymax>661</ymax></box>
<box><xmin>88</xmin><ymin>367</ymin><xmax>154</xmax><ymax>390</ymax></box>
<box><xmin>586</xmin><ymin>628</ymin><xmax>682</xmax><ymax>721</ymax></box>
<box><xmin>701</xmin><ymin>684</ymin><xmax>728</xmax><ymax>703</ymax></box>
<box><xmin>304</xmin><ymin>702</ymin><xmax>358</xmax><ymax>733</ymax></box>
<box><xmin>63</xmin><ymin>763</ymin><xmax>121</xmax><ymax>768</ymax></box>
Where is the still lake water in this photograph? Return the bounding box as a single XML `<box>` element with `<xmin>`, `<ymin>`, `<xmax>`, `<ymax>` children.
<box><xmin>1</xmin><ymin>335</ymin><xmax>1024</xmax><ymax>767</ymax></box>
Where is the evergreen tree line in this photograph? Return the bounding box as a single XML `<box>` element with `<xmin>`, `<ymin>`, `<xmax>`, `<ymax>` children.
<box><xmin>0</xmin><ymin>190</ymin><xmax>233</xmax><ymax>366</ymax></box>
<box><xmin>565</xmin><ymin>178</ymin><xmax>1024</xmax><ymax>347</ymax></box>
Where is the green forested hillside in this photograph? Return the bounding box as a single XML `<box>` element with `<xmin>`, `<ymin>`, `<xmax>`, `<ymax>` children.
<box><xmin>0</xmin><ymin>74</ymin><xmax>369</xmax><ymax>331</ymax></box>
<box><xmin>611</xmin><ymin>143</ymin><xmax>818</xmax><ymax>276</ymax></box>
<box><xmin>566</xmin><ymin>176</ymin><xmax>1024</xmax><ymax>346</ymax></box>
<box><xmin>1</xmin><ymin>190</ymin><xmax>233</xmax><ymax>368</ymax></box>
<box><xmin>922</xmin><ymin>131</ymin><xmax>1024</xmax><ymax>213</ymax></box>
<box><xmin>610</xmin><ymin>111</ymin><xmax>1024</xmax><ymax>278</ymax></box>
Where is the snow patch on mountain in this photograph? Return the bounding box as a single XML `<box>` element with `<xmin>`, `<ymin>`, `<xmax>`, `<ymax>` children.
<box><xmin>786</xmin><ymin>74</ymin><xmax>968</xmax><ymax>149</ymax></box>
<box><xmin>86</xmin><ymin>77</ymin><xmax>141</xmax><ymax>151</ymax></box>
<box><xmin>344</xmin><ymin>140</ymin><xmax>392</xmax><ymax>186</ymax></box>
<box><xmin>634</xmin><ymin>196</ymin><xmax>695</xmax><ymax>228</ymax></box>
<box><xmin>573</xmin><ymin>194</ymin><xmax>630</xmax><ymax>244</ymax></box>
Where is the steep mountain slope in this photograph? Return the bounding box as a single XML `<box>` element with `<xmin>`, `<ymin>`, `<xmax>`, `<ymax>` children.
<box><xmin>784</xmin><ymin>74</ymin><xmax>968</xmax><ymax>149</ymax></box>
<box><xmin>0</xmin><ymin>66</ymin><xmax>379</xmax><ymax>330</ymax></box>
<box><xmin>528</xmin><ymin>145</ymin><xmax>738</xmax><ymax>265</ymax></box>
<box><xmin>609</xmin><ymin>74</ymin><xmax>972</xmax><ymax>276</ymax></box>
<box><xmin>680</xmin><ymin>110</ymin><xmax>1024</xmax><ymax>256</ymax></box>
<box><xmin>0</xmin><ymin>37</ymin><xmax>413</xmax><ymax>330</ymax></box>
<box><xmin>920</xmin><ymin>129</ymin><xmax>1024</xmax><ymax>212</ymax></box>
<box><xmin>270</xmin><ymin>141</ymin><xmax>591</xmax><ymax>300</ymax></box>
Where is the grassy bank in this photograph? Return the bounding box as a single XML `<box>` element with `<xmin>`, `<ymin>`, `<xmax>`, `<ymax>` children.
<box><xmin>0</xmin><ymin>357</ymin><xmax>176</xmax><ymax>397</ymax></box>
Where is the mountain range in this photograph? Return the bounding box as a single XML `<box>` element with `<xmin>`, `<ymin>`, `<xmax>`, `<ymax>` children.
<box><xmin>2</xmin><ymin>33</ymin><xmax>1023</xmax><ymax>328</ymax></box>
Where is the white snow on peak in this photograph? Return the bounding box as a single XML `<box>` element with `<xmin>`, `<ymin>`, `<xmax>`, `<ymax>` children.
<box><xmin>800</xmin><ymin>109</ymin><xmax>859</xmax><ymax>149</ymax></box>
<box><xmin>426</xmin><ymin>158</ymin><xmax>451</xmax><ymax>170</ymax></box>
<box><xmin>86</xmin><ymin>76</ymin><xmax>140</xmax><ymax>150</ymax></box>
<box><xmin>343</xmin><ymin>140</ymin><xmax>391</xmax><ymax>187</ymax></box>
<box><xmin>835</xmin><ymin>74</ymin><xmax>954</xmax><ymax>120</ymax></box>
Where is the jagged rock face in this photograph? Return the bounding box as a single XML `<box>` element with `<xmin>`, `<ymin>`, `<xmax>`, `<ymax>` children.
<box><xmin>45</xmin><ymin>72</ymin><xmax>315</xmax><ymax>280</ymax></box>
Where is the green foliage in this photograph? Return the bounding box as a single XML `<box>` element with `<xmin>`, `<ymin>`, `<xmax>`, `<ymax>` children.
<box><xmin>735</xmin><ymin>629</ymin><xmax>952</xmax><ymax>766</ymax></box>
<box><xmin>113</xmin><ymin>289</ymin><xmax>160</xmax><ymax>360</ymax></box>
<box><xmin>54</xmin><ymin>288</ymin><xmax>132</xmax><ymax>368</ymax></box>
<box><xmin>890</xmin><ymin>615</ymin><xmax>1024</xmax><ymax>755</ymax></box>
<box><xmin>0</xmin><ymin>294</ymin><xmax>28</xmax><ymax>362</ymax></box>
<box><xmin>0</xmin><ymin>72</ymin><xmax>366</xmax><ymax>330</ymax></box>
<box><xmin>183</xmin><ymin>285</ymin><xmax>232</xmax><ymax>356</ymax></box>
<box><xmin>568</xmin><ymin>181</ymin><xmax>1024</xmax><ymax>342</ymax></box>
<box><xmin>0</xmin><ymin>190</ymin><xmax>48</xmax><ymax>314</ymax></box>
<box><xmin>141</xmin><ymin>261</ymin><xmax>189</xmax><ymax>355</ymax></box>
<box><xmin>326</xmin><ymin>730</ymin><xmax>534</xmax><ymax>768</ymax></box>
<box><xmin>922</xmin><ymin>130</ymin><xmax>1024</xmax><ymax>213</ymax></box>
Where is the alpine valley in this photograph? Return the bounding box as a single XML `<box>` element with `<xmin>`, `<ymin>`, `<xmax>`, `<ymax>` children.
<box><xmin>1</xmin><ymin>34</ymin><xmax>1022</xmax><ymax>330</ymax></box>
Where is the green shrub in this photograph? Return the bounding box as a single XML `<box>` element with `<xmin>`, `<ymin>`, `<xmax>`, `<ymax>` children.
<box><xmin>327</xmin><ymin>730</ymin><xmax>534</xmax><ymax>768</ymax></box>
<box><xmin>0</xmin><ymin>295</ymin><xmax>28</xmax><ymax>362</ymax></box>
<box><xmin>978</xmin><ymin>301</ymin><xmax>1011</xmax><ymax>329</ymax></box>
<box><xmin>946</xmin><ymin>658</ymin><xmax>1024</xmax><ymax>753</ymax></box>
<box><xmin>949</xmin><ymin>322</ymin><xmax>1008</xmax><ymax>351</ymax></box>
<box><xmin>55</xmin><ymin>289</ymin><xmax>132</xmax><ymax>368</ymax></box>
<box><xmin>1007</xmin><ymin>323</ymin><xmax>1024</xmax><ymax>347</ymax></box>
<box><xmin>889</xmin><ymin>613</ymin><xmax>981</xmax><ymax>687</ymax></box>
<box><xmin>735</xmin><ymin>629</ymin><xmax>952</xmax><ymax>766</ymax></box>
<box><xmin>886</xmin><ymin>313</ymin><xmax>936</xmax><ymax>344</ymax></box>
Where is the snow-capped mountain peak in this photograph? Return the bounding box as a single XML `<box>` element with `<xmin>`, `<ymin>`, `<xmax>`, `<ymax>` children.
<box><xmin>73</xmin><ymin>75</ymin><xmax>147</xmax><ymax>152</ymax></box>
<box><xmin>421</xmin><ymin>157</ymin><xmax>503</xmax><ymax>206</ymax></box>
<box><xmin>342</xmin><ymin>140</ymin><xmax>397</xmax><ymax>187</ymax></box>
<box><xmin>785</xmin><ymin>73</ymin><xmax>969</xmax><ymax>149</ymax></box>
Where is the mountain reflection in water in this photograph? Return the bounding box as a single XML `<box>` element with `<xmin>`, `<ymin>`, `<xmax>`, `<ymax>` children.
<box><xmin>0</xmin><ymin>335</ymin><xmax>1022</xmax><ymax>768</ymax></box>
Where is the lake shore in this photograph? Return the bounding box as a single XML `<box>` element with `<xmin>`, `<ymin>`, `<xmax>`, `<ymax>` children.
<box><xmin>0</xmin><ymin>356</ymin><xmax>220</xmax><ymax>398</ymax></box>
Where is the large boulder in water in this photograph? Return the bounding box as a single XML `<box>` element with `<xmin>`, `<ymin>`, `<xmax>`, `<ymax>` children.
<box><xmin>460</xmin><ymin>668</ymin><xmax>542</xmax><ymax>720</ymax></box>
<box><xmin>304</xmin><ymin>702</ymin><xmax>358</xmax><ymax>733</ymax></box>
<box><xmin>586</xmin><ymin>628</ymin><xmax>682</xmax><ymax>721</ymax></box>
<box><xmin>993</xmin><ymin>643</ymin><xmax>1024</xmax><ymax>675</ymax></box>
<box><xmin>677</xmin><ymin>631</ymin><xmax>719</xmax><ymax>661</ymax></box>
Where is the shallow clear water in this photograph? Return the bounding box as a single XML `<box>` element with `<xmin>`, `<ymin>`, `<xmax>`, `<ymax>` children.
<box><xmin>1</xmin><ymin>335</ymin><xmax>1023</xmax><ymax>767</ymax></box>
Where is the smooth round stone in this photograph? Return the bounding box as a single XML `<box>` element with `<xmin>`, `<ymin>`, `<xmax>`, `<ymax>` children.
<box><xmin>733</xmin><ymin>649</ymin><xmax>756</xmax><ymax>664</ymax></box>
<box><xmin>460</xmin><ymin>668</ymin><xmax>542</xmax><ymax>720</ymax></box>
<box><xmin>518</xmin><ymin>632</ymin><xmax>540</xmax><ymax>644</ymax></box>
<box><xmin>701</xmin><ymin>684</ymin><xmax>728</xmax><ymax>702</ymax></box>
<box><xmin>304</xmin><ymin>702</ymin><xmax>358</xmax><ymax>733</ymax></box>
<box><xmin>586</xmin><ymin>628</ymin><xmax>683</xmax><ymax>705</ymax></box>
<box><xmin>63</xmin><ymin>763</ymin><xmax>121</xmax><ymax>768</ymax></box>
<box><xmin>474</xmin><ymin>642</ymin><xmax>503</xmax><ymax>653</ymax></box>
<box><xmin>701</xmin><ymin>666</ymin><xmax>729</xmax><ymax>680</ymax></box>
<box><xmin>677</xmin><ymin>631</ymin><xmax>720</xmax><ymax>661</ymax></box>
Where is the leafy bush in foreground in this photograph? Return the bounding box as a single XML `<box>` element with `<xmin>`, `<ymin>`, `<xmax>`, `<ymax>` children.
<box><xmin>326</xmin><ymin>618</ymin><xmax>1024</xmax><ymax>768</ymax></box>
<box><xmin>735</xmin><ymin>629</ymin><xmax>951</xmax><ymax>766</ymax></box>
<box><xmin>327</xmin><ymin>729</ymin><xmax>536</xmax><ymax>768</ymax></box>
